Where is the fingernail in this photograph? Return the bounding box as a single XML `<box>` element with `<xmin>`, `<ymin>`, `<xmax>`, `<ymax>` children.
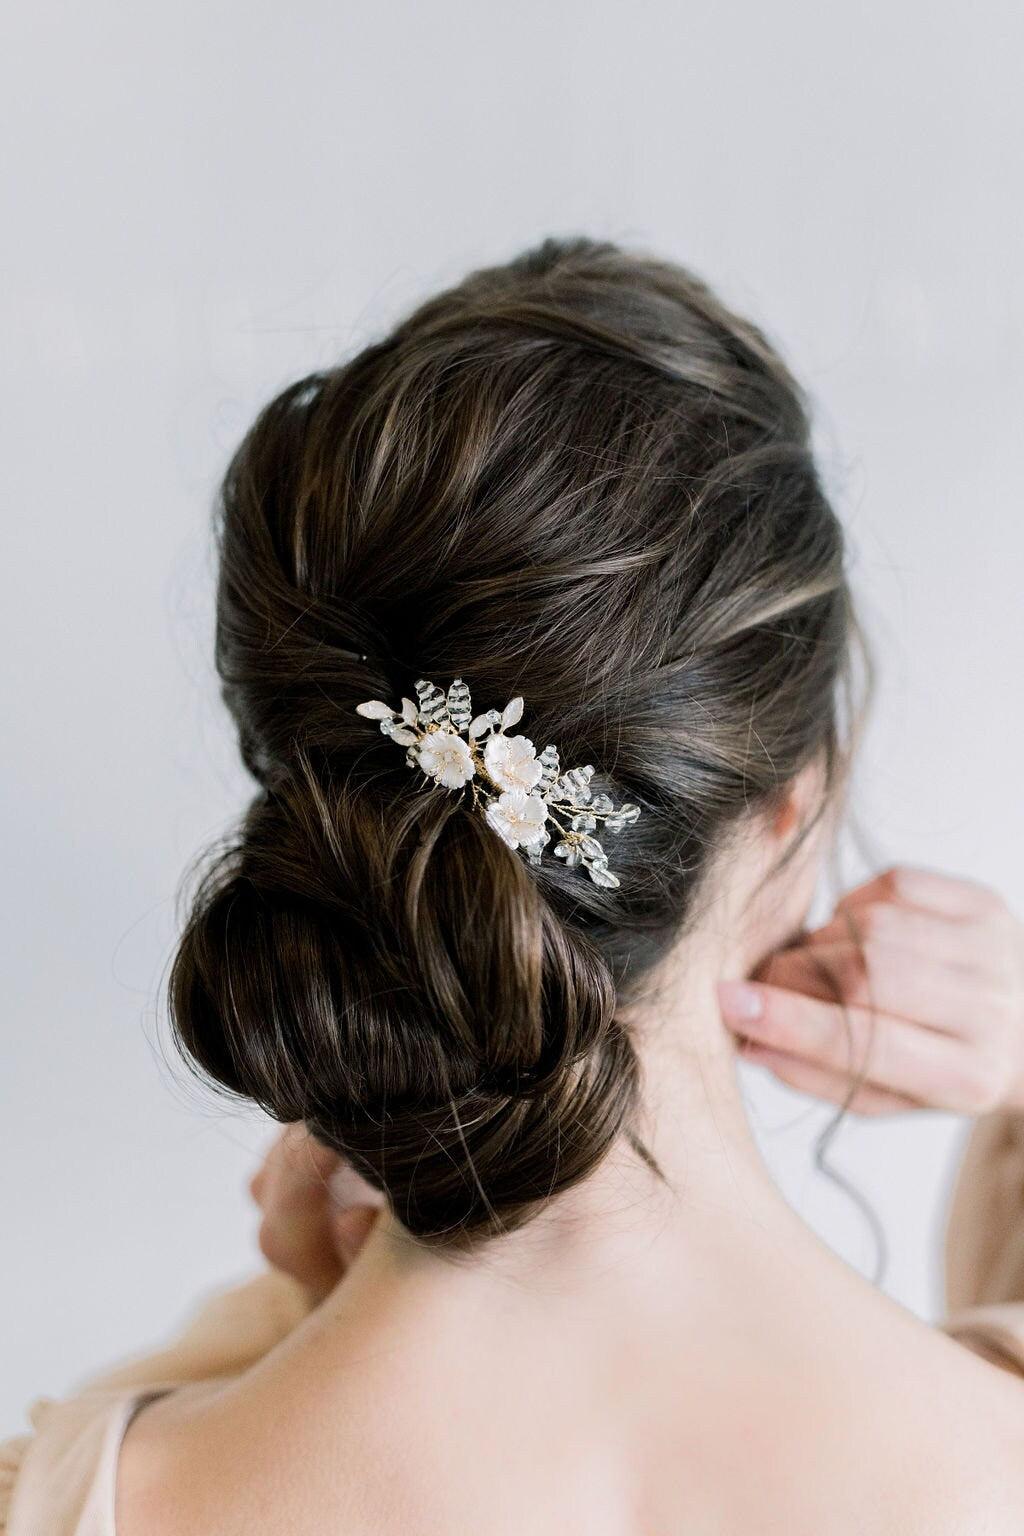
<box><xmin>717</xmin><ymin>980</ymin><xmax>764</xmax><ymax>1020</ymax></box>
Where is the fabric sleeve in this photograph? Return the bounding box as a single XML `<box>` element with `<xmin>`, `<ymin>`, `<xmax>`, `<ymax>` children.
<box><xmin>0</xmin><ymin>1266</ymin><xmax>317</xmax><ymax>1535</ymax></box>
<box><xmin>939</xmin><ymin>1109</ymin><xmax>1024</xmax><ymax>1377</ymax></box>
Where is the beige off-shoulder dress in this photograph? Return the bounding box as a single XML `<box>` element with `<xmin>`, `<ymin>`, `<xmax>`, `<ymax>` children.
<box><xmin>4</xmin><ymin>1110</ymin><xmax>1024</xmax><ymax>1536</ymax></box>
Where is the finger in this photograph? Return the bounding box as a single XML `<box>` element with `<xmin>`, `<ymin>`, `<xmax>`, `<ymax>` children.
<box><xmin>249</xmin><ymin>1125</ymin><xmax>342</xmax><ymax>1220</ymax></box>
<box><xmin>737</xmin><ymin>1039</ymin><xmax>924</xmax><ymax>1116</ymax></box>
<box><xmin>330</xmin><ymin>1205</ymin><xmax>383</xmax><ymax>1269</ymax></box>
<box><xmin>746</xmin><ymin>941</ymin><xmax>998</xmax><ymax>1038</ymax></box>
<box><xmin>830</xmin><ymin>865</ymin><xmax>1009</xmax><ymax>923</ymax></box>
<box><xmin>257</xmin><ymin>1211</ymin><xmax>343</xmax><ymax>1298</ymax></box>
<box><xmin>791</xmin><ymin>900</ymin><xmax>1012</xmax><ymax>979</ymax></box>
<box><xmin>328</xmin><ymin>1160</ymin><xmax>386</xmax><ymax>1211</ymax></box>
<box><xmin>281</xmin><ymin>1123</ymin><xmax>342</xmax><ymax>1186</ymax></box>
<box><xmin>719</xmin><ymin>978</ymin><xmax>984</xmax><ymax>1107</ymax></box>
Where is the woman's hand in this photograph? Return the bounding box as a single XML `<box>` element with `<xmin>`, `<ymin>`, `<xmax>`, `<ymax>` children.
<box><xmin>717</xmin><ymin>864</ymin><xmax>1024</xmax><ymax>1117</ymax></box>
<box><xmin>248</xmin><ymin>1123</ymin><xmax>385</xmax><ymax>1303</ymax></box>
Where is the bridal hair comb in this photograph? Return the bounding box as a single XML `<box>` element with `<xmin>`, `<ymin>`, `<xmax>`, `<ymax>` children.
<box><xmin>355</xmin><ymin>678</ymin><xmax>640</xmax><ymax>888</ymax></box>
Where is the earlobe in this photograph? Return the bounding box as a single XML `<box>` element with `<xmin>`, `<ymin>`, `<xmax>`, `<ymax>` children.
<box><xmin>770</xmin><ymin>784</ymin><xmax>802</xmax><ymax>841</ymax></box>
<box><xmin>772</xmin><ymin>756</ymin><xmax>826</xmax><ymax>842</ymax></box>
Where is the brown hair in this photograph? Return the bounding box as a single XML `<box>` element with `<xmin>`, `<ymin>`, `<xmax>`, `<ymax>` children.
<box><xmin>167</xmin><ymin>236</ymin><xmax>871</xmax><ymax>1249</ymax></box>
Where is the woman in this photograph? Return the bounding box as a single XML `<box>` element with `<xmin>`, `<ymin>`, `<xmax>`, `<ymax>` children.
<box><xmin>5</xmin><ymin>236</ymin><xmax>1024</xmax><ymax>1534</ymax></box>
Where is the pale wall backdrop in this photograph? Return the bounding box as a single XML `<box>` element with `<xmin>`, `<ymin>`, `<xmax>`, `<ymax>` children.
<box><xmin>3</xmin><ymin>0</ymin><xmax>1022</xmax><ymax>1435</ymax></box>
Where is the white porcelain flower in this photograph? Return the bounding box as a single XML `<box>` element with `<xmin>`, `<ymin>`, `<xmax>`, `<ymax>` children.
<box><xmin>417</xmin><ymin>729</ymin><xmax>475</xmax><ymax>789</ymax></box>
<box><xmin>356</xmin><ymin>679</ymin><xmax>637</xmax><ymax>887</ymax></box>
<box><xmin>483</xmin><ymin>732</ymin><xmax>543</xmax><ymax>793</ymax></box>
<box><xmin>484</xmin><ymin>789</ymin><xmax>548</xmax><ymax>849</ymax></box>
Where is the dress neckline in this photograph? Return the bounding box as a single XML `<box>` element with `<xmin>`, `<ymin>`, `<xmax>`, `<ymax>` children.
<box><xmin>99</xmin><ymin>1389</ymin><xmax>172</xmax><ymax>1536</ymax></box>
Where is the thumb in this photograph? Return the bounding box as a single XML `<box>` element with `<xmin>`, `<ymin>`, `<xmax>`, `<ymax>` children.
<box><xmin>327</xmin><ymin>1159</ymin><xmax>387</xmax><ymax>1269</ymax></box>
<box><xmin>330</xmin><ymin>1204</ymin><xmax>383</xmax><ymax>1269</ymax></box>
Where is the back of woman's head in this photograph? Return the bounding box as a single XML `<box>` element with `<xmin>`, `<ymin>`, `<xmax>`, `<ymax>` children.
<box><xmin>168</xmin><ymin>236</ymin><xmax>864</xmax><ymax>1249</ymax></box>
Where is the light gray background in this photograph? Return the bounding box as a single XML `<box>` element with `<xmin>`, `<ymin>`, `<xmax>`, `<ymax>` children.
<box><xmin>3</xmin><ymin>0</ymin><xmax>1022</xmax><ymax>1438</ymax></box>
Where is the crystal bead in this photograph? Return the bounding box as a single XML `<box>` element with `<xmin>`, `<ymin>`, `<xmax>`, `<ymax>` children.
<box><xmin>571</xmin><ymin>813</ymin><xmax>597</xmax><ymax>832</ymax></box>
<box><xmin>538</xmin><ymin>743</ymin><xmax>560</xmax><ymax>793</ymax></box>
<box><xmin>556</xmin><ymin>767</ymin><xmax>593</xmax><ymax>805</ymax></box>
<box><xmin>446</xmin><ymin>678</ymin><xmax>473</xmax><ymax>731</ymax></box>
<box><xmin>414</xmin><ymin>679</ymin><xmax>451</xmax><ymax>728</ymax></box>
<box><xmin>524</xmin><ymin>828</ymin><xmax>549</xmax><ymax>860</ymax></box>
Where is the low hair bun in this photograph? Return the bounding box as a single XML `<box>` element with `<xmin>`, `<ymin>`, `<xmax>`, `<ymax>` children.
<box><xmin>169</xmin><ymin>764</ymin><xmax>641</xmax><ymax>1244</ymax></box>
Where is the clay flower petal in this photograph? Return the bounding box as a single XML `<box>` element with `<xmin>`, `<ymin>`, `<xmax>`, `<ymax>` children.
<box><xmin>484</xmin><ymin>789</ymin><xmax>548</xmax><ymax>849</ymax></box>
<box><xmin>483</xmin><ymin>733</ymin><xmax>543</xmax><ymax>793</ymax></box>
<box><xmin>417</xmin><ymin>729</ymin><xmax>475</xmax><ymax>789</ymax></box>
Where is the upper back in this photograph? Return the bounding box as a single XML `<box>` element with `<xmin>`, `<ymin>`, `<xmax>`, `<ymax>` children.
<box><xmin>116</xmin><ymin>1242</ymin><xmax>1024</xmax><ymax>1536</ymax></box>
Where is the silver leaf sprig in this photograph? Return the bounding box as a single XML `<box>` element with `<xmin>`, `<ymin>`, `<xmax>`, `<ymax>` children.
<box><xmin>355</xmin><ymin>676</ymin><xmax>640</xmax><ymax>888</ymax></box>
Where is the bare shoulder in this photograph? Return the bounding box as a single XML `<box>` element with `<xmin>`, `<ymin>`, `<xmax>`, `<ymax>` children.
<box><xmin>115</xmin><ymin>1380</ymin><xmax>232</xmax><ymax>1536</ymax></box>
<box><xmin>966</xmin><ymin>1350</ymin><xmax>1024</xmax><ymax>1499</ymax></box>
<box><xmin>719</xmin><ymin>1285</ymin><xmax>1024</xmax><ymax>1536</ymax></box>
<box><xmin>896</xmin><ymin>1325</ymin><xmax>1024</xmax><ymax>1533</ymax></box>
<box><xmin>111</xmin><ymin>1298</ymin><xmax>1024</xmax><ymax>1536</ymax></box>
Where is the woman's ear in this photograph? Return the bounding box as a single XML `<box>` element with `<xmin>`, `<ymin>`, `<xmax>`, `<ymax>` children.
<box><xmin>769</xmin><ymin>755</ymin><xmax>827</xmax><ymax>842</ymax></box>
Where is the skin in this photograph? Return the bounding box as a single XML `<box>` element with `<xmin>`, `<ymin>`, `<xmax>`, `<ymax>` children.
<box><xmin>727</xmin><ymin>866</ymin><xmax>1024</xmax><ymax>1116</ymax></box>
<box><xmin>247</xmin><ymin>1123</ymin><xmax>384</xmax><ymax>1304</ymax></box>
<box><xmin>117</xmin><ymin>762</ymin><xmax>1024</xmax><ymax>1535</ymax></box>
